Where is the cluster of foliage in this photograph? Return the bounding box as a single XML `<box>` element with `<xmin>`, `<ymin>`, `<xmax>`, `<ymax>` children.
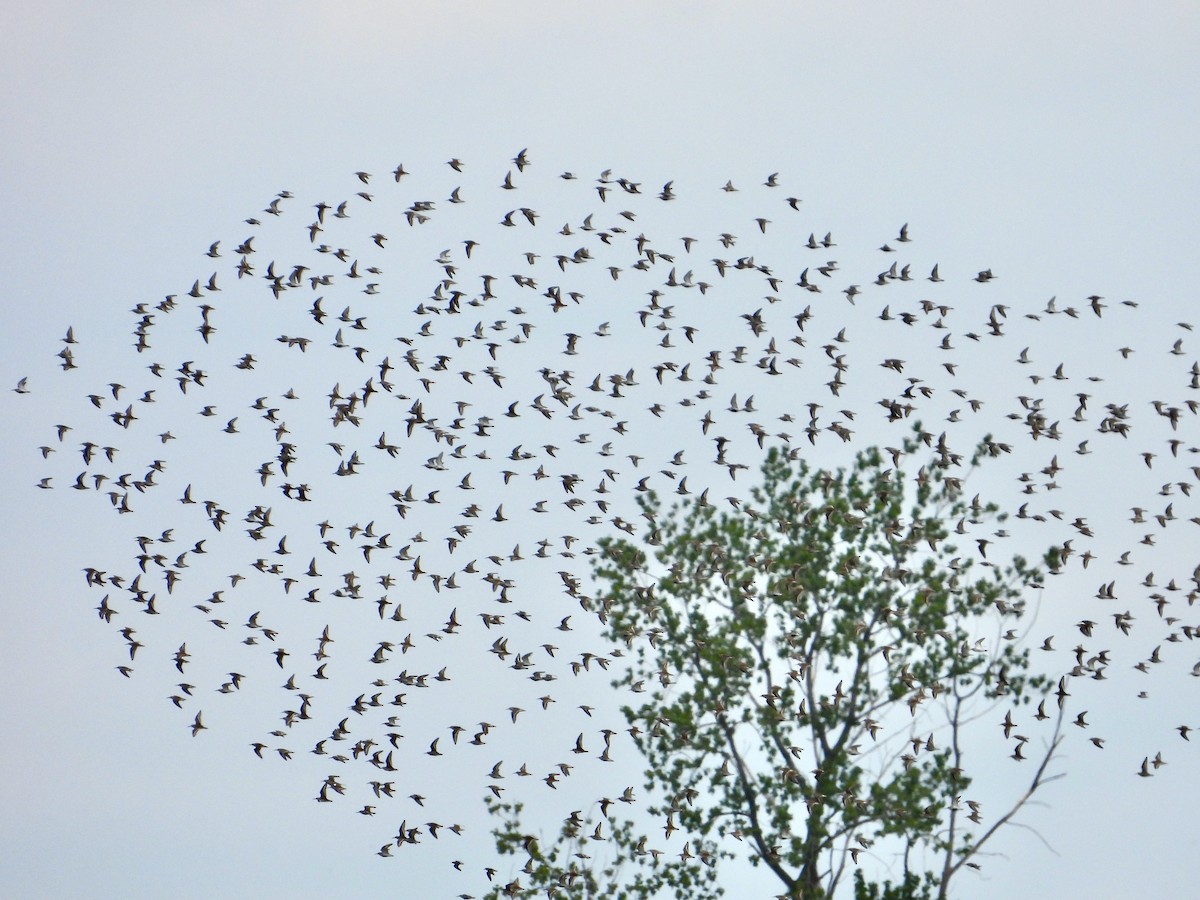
<box><xmin>486</xmin><ymin>433</ymin><xmax>1063</xmax><ymax>899</ymax></box>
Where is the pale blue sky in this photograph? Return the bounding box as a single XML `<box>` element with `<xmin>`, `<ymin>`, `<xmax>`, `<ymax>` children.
<box><xmin>3</xmin><ymin>3</ymin><xmax>1198</xmax><ymax>898</ymax></box>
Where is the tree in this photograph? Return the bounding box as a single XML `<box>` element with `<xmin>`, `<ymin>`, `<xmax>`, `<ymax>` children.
<box><xmin>486</xmin><ymin>430</ymin><xmax>1066</xmax><ymax>899</ymax></box>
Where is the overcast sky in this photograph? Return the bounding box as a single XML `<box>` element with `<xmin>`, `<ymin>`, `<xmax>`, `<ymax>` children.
<box><xmin>3</xmin><ymin>3</ymin><xmax>1199</xmax><ymax>898</ymax></box>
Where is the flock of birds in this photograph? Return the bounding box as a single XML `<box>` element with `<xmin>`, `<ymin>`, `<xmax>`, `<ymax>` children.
<box><xmin>16</xmin><ymin>149</ymin><xmax>1200</xmax><ymax>897</ymax></box>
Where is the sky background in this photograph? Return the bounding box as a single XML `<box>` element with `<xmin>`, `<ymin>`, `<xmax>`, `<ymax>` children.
<box><xmin>3</xmin><ymin>3</ymin><xmax>1199</xmax><ymax>898</ymax></box>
